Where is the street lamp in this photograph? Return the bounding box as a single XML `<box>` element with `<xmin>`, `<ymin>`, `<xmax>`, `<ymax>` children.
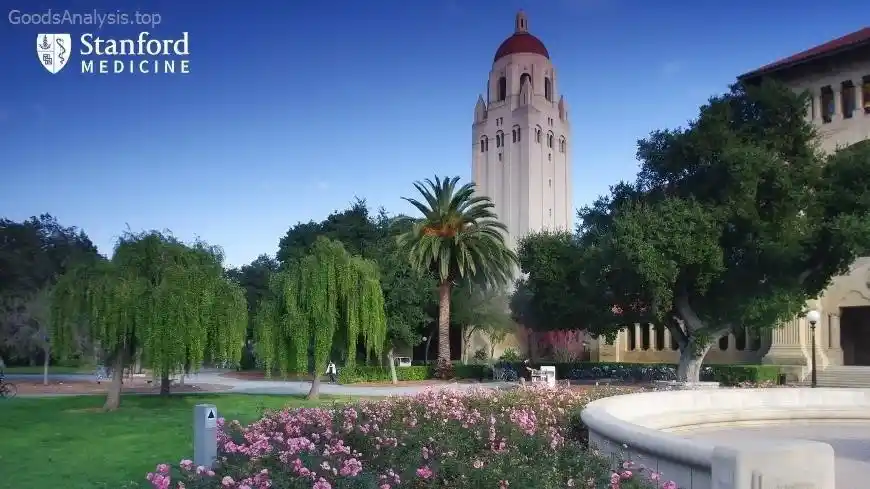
<box><xmin>807</xmin><ymin>309</ymin><xmax>821</xmax><ymax>388</ymax></box>
<box><xmin>421</xmin><ymin>336</ymin><xmax>428</xmax><ymax>364</ymax></box>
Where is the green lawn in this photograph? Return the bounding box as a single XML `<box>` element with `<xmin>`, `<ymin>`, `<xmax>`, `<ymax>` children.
<box><xmin>0</xmin><ymin>393</ymin><xmax>358</xmax><ymax>489</ymax></box>
<box><xmin>3</xmin><ymin>365</ymin><xmax>95</xmax><ymax>374</ymax></box>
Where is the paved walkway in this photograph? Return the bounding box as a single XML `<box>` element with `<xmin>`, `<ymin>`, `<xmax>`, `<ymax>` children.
<box><xmin>682</xmin><ymin>423</ymin><xmax>870</xmax><ymax>489</ymax></box>
<box><xmin>5</xmin><ymin>370</ymin><xmax>509</xmax><ymax>397</ymax></box>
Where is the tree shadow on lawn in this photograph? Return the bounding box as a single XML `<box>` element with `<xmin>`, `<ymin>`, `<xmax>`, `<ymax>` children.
<box><xmin>0</xmin><ymin>393</ymin><xmax>359</xmax><ymax>489</ymax></box>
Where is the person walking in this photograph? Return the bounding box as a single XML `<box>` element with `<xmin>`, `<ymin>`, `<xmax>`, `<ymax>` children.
<box><xmin>326</xmin><ymin>361</ymin><xmax>337</xmax><ymax>384</ymax></box>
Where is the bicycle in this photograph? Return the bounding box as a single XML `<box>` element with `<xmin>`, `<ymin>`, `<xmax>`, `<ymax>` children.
<box><xmin>0</xmin><ymin>372</ymin><xmax>17</xmax><ymax>399</ymax></box>
<box><xmin>492</xmin><ymin>365</ymin><xmax>519</xmax><ymax>382</ymax></box>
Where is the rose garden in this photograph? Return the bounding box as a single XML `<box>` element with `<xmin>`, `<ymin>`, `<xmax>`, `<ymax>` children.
<box><xmin>2</xmin><ymin>81</ymin><xmax>870</xmax><ymax>488</ymax></box>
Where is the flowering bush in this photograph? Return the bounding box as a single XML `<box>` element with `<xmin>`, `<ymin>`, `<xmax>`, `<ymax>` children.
<box><xmin>146</xmin><ymin>385</ymin><xmax>676</xmax><ymax>489</ymax></box>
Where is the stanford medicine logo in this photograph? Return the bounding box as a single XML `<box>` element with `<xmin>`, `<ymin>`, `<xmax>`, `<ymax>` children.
<box><xmin>36</xmin><ymin>33</ymin><xmax>72</xmax><ymax>74</ymax></box>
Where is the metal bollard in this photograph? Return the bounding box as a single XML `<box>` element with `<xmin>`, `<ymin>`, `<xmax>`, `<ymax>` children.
<box><xmin>193</xmin><ymin>403</ymin><xmax>218</xmax><ymax>468</ymax></box>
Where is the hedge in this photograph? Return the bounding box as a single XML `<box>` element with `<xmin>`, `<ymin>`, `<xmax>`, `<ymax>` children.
<box><xmin>337</xmin><ymin>361</ymin><xmax>782</xmax><ymax>386</ymax></box>
<box><xmin>337</xmin><ymin>365</ymin><xmax>431</xmax><ymax>384</ymax></box>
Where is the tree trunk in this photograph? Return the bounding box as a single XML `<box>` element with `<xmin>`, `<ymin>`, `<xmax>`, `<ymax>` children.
<box><xmin>307</xmin><ymin>373</ymin><xmax>321</xmax><ymax>400</ymax></box>
<box><xmin>437</xmin><ymin>281</ymin><xmax>452</xmax><ymax>363</ymax></box>
<box><xmin>387</xmin><ymin>348</ymin><xmax>398</xmax><ymax>385</ymax></box>
<box><xmin>42</xmin><ymin>345</ymin><xmax>50</xmax><ymax>386</ymax></box>
<box><xmin>461</xmin><ymin>327</ymin><xmax>474</xmax><ymax>364</ymax></box>
<box><xmin>424</xmin><ymin>335</ymin><xmax>433</xmax><ymax>364</ymax></box>
<box><xmin>676</xmin><ymin>341</ymin><xmax>714</xmax><ymax>383</ymax></box>
<box><xmin>160</xmin><ymin>373</ymin><xmax>171</xmax><ymax>396</ymax></box>
<box><xmin>103</xmin><ymin>354</ymin><xmax>125</xmax><ymax>411</ymax></box>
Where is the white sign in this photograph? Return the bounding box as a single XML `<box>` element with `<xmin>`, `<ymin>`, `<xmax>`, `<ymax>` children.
<box><xmin>204</xmin><ymin>408</ymin><xmax>217</xmax><ymax>428</ymax></box>
<box><xmin>36</xmin><ymin>33</ymin><xmax>72</xmax><ymax>74</ymax></box>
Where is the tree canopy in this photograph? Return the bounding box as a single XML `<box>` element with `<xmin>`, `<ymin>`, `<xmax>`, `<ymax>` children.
<box><xmin>276</xmin><ymin>199</ymin><xmax>434</xmax><ymax>349</ymax></box>
<box><xmin>50</xmin><ymin>231</ymin><xmax>248</xmax><ymax>409</ymax></box>
<box><xmin>514</xmin><ymin>80</ymin><xmax>870</xmax><ymax>381</ymax></box>
<box><xmin>0</xmin><ymin>214</ymin><xmax>100</xmax><ymax>365</ymax></box>
<box><xmin>255</xmin><ymin>237</ymin><xmax>387</xmax><ymax>398</ymax></box>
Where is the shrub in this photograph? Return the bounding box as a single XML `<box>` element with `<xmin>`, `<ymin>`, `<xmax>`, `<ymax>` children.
<box><xmin>146</xmin><ymin>385</ymin><xmax>671</xmax><ymax>489</ymax></box>
<box><xmin>499</xmin><ymin>348</ymin><xmax>522</xmax><ymax>362</ymax></box>
<box><xmin>472</xmin><ymin>348</ymin><xmax>488</xmax><ymax>362</ymax></box>
<box><xmin>337</xmin><ymin>366</ymin><xmax>431</xmax><ymax>384</ymax></box>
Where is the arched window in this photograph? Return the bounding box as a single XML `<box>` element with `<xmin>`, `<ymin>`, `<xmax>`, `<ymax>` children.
<box><xmin>496</xmin><ymin>131</ymin><xmax>504</xmax><ymax>148</ymax></box>
<box><xmin>512</xmin><ymin>125</ymin><xmax>521</xmax><ymax>143</ymax></box>
<box><xmin>535</xmin><ymin>126</ymin><xmax>542</xmax><ymax>143</ymax></box>
<box><xmin>544</xmin><ymin>77</ymin><xmax>553</xmax><ymax>102</ymax></box>
<box><xmin>480</xmin><ymin>137</ymin><xmax>487</xmax><ymax>153</ymax></box>
<box><xmin>520</xmin><ymin>72</ymin><xmax>531</xmax><ymax>87</ymax></box>
<box><xmin>559</xmin><ymin>137</ymin><xmax>566</xmax><ymax>153</ymax></box>
<box><xmin>497</xmin><ymin>76</ymin><xmax>507</xmax><ymax>101</ymax></box>
<box><xmin>547</xmin><ymin>132</ymin><xmax>554</xmax><ymax>148</ymax></box>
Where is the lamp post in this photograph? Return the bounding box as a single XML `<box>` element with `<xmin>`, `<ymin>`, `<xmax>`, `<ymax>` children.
<box><xmin>807</xmin><ymin>309</ymin><xmax>820</xmax><ymax>388</ymax></box>
<box><xmin>421</xmin><ymin>336</ymin><xmax>428</xmax><ymax>364</ymax></box>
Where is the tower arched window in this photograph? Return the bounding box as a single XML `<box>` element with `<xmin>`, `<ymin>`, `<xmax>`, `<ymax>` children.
<box><xmin>480</xmin><ymin>137</ymin><xmax>487</xmax><ymax>153</ymax></box>
<box><xmin>520</xmin><ymin>73</ymin><xmax>531</xmax><ymax>87</ymax></box>
<box><xmin>512</xmin><ymin>125</ymin><xmax>521</xmax><ymax>143</ymax></box>
<box><xmin>559</xmin><ymin>137</ymin><xmax>566</xmax><ymax>153</ymax></box>
<box><xmin>497</xmin><ymin>76</ymin><xmax>507</xmax><ymax>102</ymax></box>
<box><xmin>535</xmin><ymin>126</ymin><xmax>542</xmax><ymax>143</ymax></box>
<box><xmin>496</xmin><ymin>131</ymin><xmax>504</xmax><ymax>148</ymax></box>
<box><xmin>544</xmin><ymin>77</ymin><xmax>553</xmax><ymax>102</ymax></box>
<box><xmin>547</xmin><ymin>131</ymin><xmax>554</xmax><ymax>148</ymax></box>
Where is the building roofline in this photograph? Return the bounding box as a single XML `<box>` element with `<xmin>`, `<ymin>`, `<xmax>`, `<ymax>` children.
<box><xmin>738</xmin><ymin>27</ymin><xmax>870</xmax><ymax>81</ymax></box>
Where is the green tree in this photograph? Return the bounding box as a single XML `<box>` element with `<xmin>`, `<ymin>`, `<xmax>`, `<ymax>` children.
<box><xmin>225</xmin><ymin>254</ymin><xmax>280</xmax><ymax>367</ymax></box>
<box><xmin>50</xmin><ymin>231</ymin><xmax>248</xmax><ymax>410</ymax></box>
<box><xmin>0</xmin><ymin>214</ymin><xmax>99</xmax><ymax>366</ymax></box>
<box><xmin>254</xmin><ymin>237</ymin><xmax>387</xmax><ymax>399</ymax></box>
<box><xmin>451</xmin><ymin>282</ymin><xmax>512</xmax><ymax>363</ymax></box>
<box><xmin>397</xmin><ymin>176</ymin><xmax>517</xmax><ymax>372</ymax></box>
<box><xmin>517</xmin><ymin>80</ymin><xmax>870</xmax><ymax>382</ymax></box>
<box><xmin>277</xmin><ymin>201</ymin><xmax>435</xmax><ymax>358</ymax></box>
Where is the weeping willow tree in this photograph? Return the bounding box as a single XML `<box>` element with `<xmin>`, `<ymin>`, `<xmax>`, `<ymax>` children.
<box><xmin>255</xmin><ymin>237</ymin><xmax>387</xmax><ymax>399</ymax></box>
<box><xmin>50</xmin><ymin>231</ymin><xmax>248</xmax><ymax>411</ymax></box>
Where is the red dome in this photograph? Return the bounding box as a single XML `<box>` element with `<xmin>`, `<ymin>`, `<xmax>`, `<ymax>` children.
<box><xmin>493</xmin><ymin>32</ymin><xmax>549</xmax><ymax>62</ymax></box>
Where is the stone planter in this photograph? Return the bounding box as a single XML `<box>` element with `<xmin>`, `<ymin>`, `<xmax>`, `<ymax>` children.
<box><xmin>653</xmin><ymin>380</ymin><xmax>720</xmax><ymax>390</ymax></box>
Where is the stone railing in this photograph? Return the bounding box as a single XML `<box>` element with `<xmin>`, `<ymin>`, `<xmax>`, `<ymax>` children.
<box><xmin>600</xmin><ymin>323</ymin><xmax>766</xmax><ymax>364</ymax></box>
<box><xmin>580</xmin><ymin>388</ymin><xmax>870</xmax><ymax>489</ymax></box>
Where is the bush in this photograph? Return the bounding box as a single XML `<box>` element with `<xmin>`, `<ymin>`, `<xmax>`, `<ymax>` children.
<box><xmin>499</xmin><ymin>348</ymin><xmax>522</xmax><ymax>362</ymax></box>
<box><xmin>339</xmin><ymin>360</ymin><xmax>782</xmax><ymax>386</ymax></box>
<box><xmin>337</xmin><ymin>365</ymin><xmax>431</xmax><ymax>384</ymax></box>
<box><xmin>146</xmin><ymin>385</ymin><xmax>671</xmax><ymax>489</ymax></box>
<box><xmin>494</xmin><ymin>361</ymin><xmax>781</xmax><ymax>386</ymax></box>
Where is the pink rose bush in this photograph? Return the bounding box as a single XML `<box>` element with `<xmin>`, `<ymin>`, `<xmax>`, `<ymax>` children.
<box><xmin>146</xmin><ymin>385</ymin><xmax>677</xmax><ymax>488</ymax></box>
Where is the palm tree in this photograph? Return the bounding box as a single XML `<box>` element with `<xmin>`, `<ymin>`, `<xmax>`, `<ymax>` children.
<box><xmin>397</xmin><ymin>176</ymin><xmax>517</xmax><ymax>370</ymax></box>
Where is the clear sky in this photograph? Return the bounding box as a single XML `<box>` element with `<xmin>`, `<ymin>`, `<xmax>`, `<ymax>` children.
<box><xmin>0</xmin><ymin>0</ymin><xmax>864</xmax><ymax>266</ymax></box>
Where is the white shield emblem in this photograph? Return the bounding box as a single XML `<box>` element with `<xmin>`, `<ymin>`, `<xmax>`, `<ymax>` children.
<box><xmin>36</xmin><ymin>34</ymin><xmax>72</xmax><ymax>74</ymax></box>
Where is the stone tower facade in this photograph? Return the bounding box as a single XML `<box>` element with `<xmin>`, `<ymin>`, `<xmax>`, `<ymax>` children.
<box><xmin>471</xmin><ymin>11</ymin><xmax>572</xmax><ymax>252</ymax></box>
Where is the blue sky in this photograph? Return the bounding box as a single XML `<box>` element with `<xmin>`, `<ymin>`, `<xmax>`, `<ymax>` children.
<box><xmin>0</xmin><ymin>0</ymin><xmax>864</xmax><ymax>266</ymax></box>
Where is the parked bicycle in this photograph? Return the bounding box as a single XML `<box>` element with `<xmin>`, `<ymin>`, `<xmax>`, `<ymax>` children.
<box><xmin>492</xmin><ymin>365</ymin><xmax>519</xmax><ymax>382</ymax></box>
<box><xmin>0</xmin><ymin>370</ymin><xmax>17</xmax><ymax>399</ymax></box>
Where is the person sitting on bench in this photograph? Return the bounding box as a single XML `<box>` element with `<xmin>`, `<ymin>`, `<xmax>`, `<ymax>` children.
<box><xmin>522</xmin><ymin>359</ymin><xmax>540</xmax><ymax>383</ymax></box>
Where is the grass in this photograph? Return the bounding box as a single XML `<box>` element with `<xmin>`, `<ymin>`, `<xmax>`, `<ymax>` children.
<box><xmin>0</xmin><ymin>393</ymin><xmax>361</xmax><ymax>489</ymax></box>
<box><xmin>3</xmin><ymin>365</ymin><xmax>95</xmax><ymax>374</ymax></box>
